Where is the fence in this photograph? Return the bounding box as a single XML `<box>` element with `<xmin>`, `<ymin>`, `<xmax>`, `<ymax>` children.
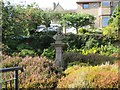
<box><xmin>0</xmin><ymin>66</ymin><xmax>23</xmax><ymax>90</ymax></box>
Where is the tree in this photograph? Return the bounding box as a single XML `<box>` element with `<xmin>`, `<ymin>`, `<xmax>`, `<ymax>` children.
<box><xmin>50</xmin><ymin>12</ymin><xmax>63</xmax><ymax>23</ymax></box>
<box><xmin>103</xmin><ymin>2</ymin><xmax>120</xmax><ymax>40</ymax></box>
<box><xmin>2</xmin><ymin>1</ymin><xmax>44</xmax><ymax>54</ymax></box>
<box><xmin>61</xmin><ymin>13</ymin><xmax>95</xmax><ymax>34</ymax></box>
<box><xmin>40</xmin><ymin>12</ymin><xmax>51</xmax><ymax>27</ymax></box>
<box><xmin>2</xmin><ymin>1</ymin><xmax>43</xmax><ymax>40</ymax></box>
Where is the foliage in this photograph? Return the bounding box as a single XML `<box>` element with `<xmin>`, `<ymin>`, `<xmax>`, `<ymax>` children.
<box><xmin>109</xmin><ymin>3</ymin><xmax>120</xmax><ymax>23</ymax></box>
<box><xmin>19</xmin><ymin>49</ymin><xmax>36</xmax><ymax>57</ymax></box>
<box><xmin>102</xmin><ymin>21</ymin><xmax>118</xmax><ymax>39</ymax></box>
<box><xmin>57</xmin><ymin>63</ymin><xmax>118</xmax><ymax>88</ymax></box>
<box><xmin>41</xmin><ymin>47</ymin><xmax>55</xmax><ymax>59</ymax></box>
<box><xmin>1</xmin><ymin>55</ymin><xmax>63</xmax><ymax>88</ymax></box>
<box><xmin>82</xmin><ymin>44</ymin><xmax>120</xmax><ymax>56</ymax></box>
<box><xmin>2</xmin><ymin>30</ymin><xmax>56</xmax><ymax>56</ymax></box>
<box><xmin>85</xmin><ymin>38</ymin><xmax>99</xmax><ymax>49</ymax></box>
<box><xmin>2</xmin><ymin>2</ymin><xmax>42</xmax><ymax>40</ymax></box>
<box><xmin>2</xmin><ymin>1</ymin><xmax>42</xmax><ymax>55</ymax></box>
<box><xmin>29</xmin><ymin>31</ymin><xmax>56</xmax><ymax>55</ymax></box>
<box><xmin>50</xmin><ymin>12</ymin><xmax>63</xmax><ymax>23</ymax></box>
<box><xmin>63</xmin><ymin>33</ymin><xmax>117</xmax><ymax>50</ymax></box>
<box><xmin>78</xmin><ymin>28</ymin><xmax>87</xmax><ymax>34</ymax></box>
<box><xmin>40</xmin><ymin>12</ymin><xmax>51</xmax><ymax>27</ymax></box>
<box><xmin>61</xmin><ymin>13</ymin><xmax>95</xmax><ymax>33</ymax></box>
<box><xmin>63</xmin><ymin>33</ymin><xmax>88</xmax><ymax>49</ymax></box>
<box><xmin>2</xmin><ymin>1</ymin><xmax>58</xmax><ymax>56</ymax></box>
<box><xmin>16</xmin><ymin>44</ymin><xmax>33</xmax><ymax>51</ymax></box>
<box><xmin>63</xmin><ymin>52</ymin><xmax>115</xmax><ymax>68</ymax></box>
<box><xmin>103</xmin><ymin>3</ymin><xmax>120</xmax><ymax>40</ymax></box>
<box><xmin>63</xmin><ymin>41</ymin><xmax>120</xmax><ymax>68</ymax></box>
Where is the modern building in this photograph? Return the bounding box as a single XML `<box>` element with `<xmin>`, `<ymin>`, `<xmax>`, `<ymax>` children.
<box><xmin>76</xmin><ymin>0</ymin><xmax>119</xmax><ymax>28</ymax></box>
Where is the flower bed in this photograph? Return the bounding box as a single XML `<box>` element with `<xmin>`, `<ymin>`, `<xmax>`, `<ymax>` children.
<box><xmin>57</xmin><ymin>63</ymin><xmax>118</xmax><ymax>88</ymax></box>
<box><xmin>1</xmin><ymin>55</ymin><xmax>63</xmax><ymax>89</ymax></box>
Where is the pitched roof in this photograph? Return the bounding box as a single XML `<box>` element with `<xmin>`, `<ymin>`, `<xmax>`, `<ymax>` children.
<box><xmin>53</xmin><ymin>3</ymin><xmax>64</xmax><ymax>12</ymax></box>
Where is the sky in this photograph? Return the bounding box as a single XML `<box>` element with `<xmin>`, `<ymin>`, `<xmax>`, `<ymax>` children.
<box><xmin>5</xmin><ymin>0</ymin><xmax>78</xmax><ymax>10</ymax></box>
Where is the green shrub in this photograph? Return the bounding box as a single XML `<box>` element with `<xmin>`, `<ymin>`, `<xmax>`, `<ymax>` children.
<box><xmin>99</xmin><ymin>44</ymin><xmax>120</xmax><ymax>56</ymax></box>
<box><xmin>3</xmin><ymin>31</ymin><xmax>56</xmax><ymax>56</ymax></box>
<box><xmin>63</xmin><ymin>52</ymin><xmax>115</xmax><ymax>68</ymax></box>
<box><xmin>66</xmin><ymin>43</ymin><xmax>120</xmax><ymax>56</ymax></box>
<box><xmin>19</xmin><ymin>49</ymin><xmax>36</xmax><ymax>57</ymax></box>
<box><xmin>41</xmin><ymin>47</ymin><xmax>55</xmax><ymax>59</ymax></box>
<box><xmin>57</xmin><ymin>63</ymin><xmax>118</xmax><ymax>88</ymax></box>
<box><xmin>27</xmin><ymin>31</ymin><xmax>56</xmax><ymax>55</ymax></box>
<box><xmin>17</xmin><ymin>44</ymin><xmax>33</xmax><ymax>51</ymax></box>
<box><xmin>63</xmin><ymin>33</ymin><xmax>115</xmax><ymax>50</ymax></box>
<box><xmin>85</xmin><ymin>38</ymin><xmax>99</xmax><ymax>49</ymax></box>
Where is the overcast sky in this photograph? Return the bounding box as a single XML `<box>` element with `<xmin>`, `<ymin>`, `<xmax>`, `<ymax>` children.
<box><xmin>4</xmin><ymin>0</ymin><xmax>78</xmax><ymax>10</ymax></box>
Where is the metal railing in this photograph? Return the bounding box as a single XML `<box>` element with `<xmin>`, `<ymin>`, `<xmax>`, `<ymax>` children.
<box><xmin>0</xmin><ymin>66</ymin><xmax>23</xmax><ymax>90</ymax></box>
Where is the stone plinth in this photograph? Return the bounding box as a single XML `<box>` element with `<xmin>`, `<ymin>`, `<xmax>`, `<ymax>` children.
<box><xmin>51</xmin><ymin>43</ymin><xmax>64</xmax><ymax>67</ymax></box>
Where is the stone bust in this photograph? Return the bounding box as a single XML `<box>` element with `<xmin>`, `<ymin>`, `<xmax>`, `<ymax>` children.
<box><xmin>53</xmin><ymin>29</ymin><xmax>64</xmax><ymax>44</ymax></box>
<box><xmin>54</xmin><ymin>30</ymin><xmax>63</xmax><ymax>40</ymax></box>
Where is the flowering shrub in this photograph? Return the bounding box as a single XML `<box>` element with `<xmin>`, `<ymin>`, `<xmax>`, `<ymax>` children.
<box><xmin>2</xmin><ymin>55</ymin><xmax>22</xmax><ymax>68</ymax></box>
<box><xmin>57</xmin><ymin>63</ymin><xmax>118</xmax><ymax>88</ymax></box>
<box><xmin>1</xmin><ymin>55</ymin><xmax>63</xmax><ymax>89</ymax></box>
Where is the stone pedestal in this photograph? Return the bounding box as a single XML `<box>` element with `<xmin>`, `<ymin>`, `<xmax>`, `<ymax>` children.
<box><xmin>51</xmin><ymin>43</ymin><xmax>64</xmax><ymax>67</ymax></box>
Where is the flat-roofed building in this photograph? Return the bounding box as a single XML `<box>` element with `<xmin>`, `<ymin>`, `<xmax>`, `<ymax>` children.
<box><xmin>76</xmin><ymin>0</ymin><xmax>120</xmax><ymax>28</ymax></box>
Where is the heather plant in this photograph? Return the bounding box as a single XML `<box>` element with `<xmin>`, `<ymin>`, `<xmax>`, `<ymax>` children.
<box><xmin>1</xmin><ymin>55</ymin><xmax>22</xmax><ymax>68</ymax></box>
<box><xmin>57</xmin><ymin>63</ymin><xmax>118</xmax><ymax>88</ymax></box>
<box><xmin>1</xmin><ymin>55</ymin><xmax>63</xmax><ymax>89</ymax></box>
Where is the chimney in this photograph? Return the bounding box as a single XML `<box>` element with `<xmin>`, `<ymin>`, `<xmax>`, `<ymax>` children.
<box><xmin>53</xmin><ymin>2</ymin><xmax>56</xmax><ymax>10</ymax></box>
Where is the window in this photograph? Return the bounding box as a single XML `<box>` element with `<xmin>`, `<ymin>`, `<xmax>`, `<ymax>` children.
<box><xmin>102</xmin><ymin>16</ymin><xmax>109</xmax><ymax>27</ymax></box>
<box><xmin>93</xmin><ymin>4</ymin><xmax>97</xmax><ymax>8</ymax></box>
<box><xmin>83</xmin><ymin>3</ymin><xmax>89</xmax><ymax>9</ymax></box>
<box><xmin>102</xmin><ymin>1</ymin><xmax>110</xmax><ymax>7</ymax></box>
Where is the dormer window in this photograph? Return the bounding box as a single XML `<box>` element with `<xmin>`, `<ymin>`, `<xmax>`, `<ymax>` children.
<box><xmin>83</xmin><ymin>3</ymin><xmax>89</xmax><ymax>9</ymax></box>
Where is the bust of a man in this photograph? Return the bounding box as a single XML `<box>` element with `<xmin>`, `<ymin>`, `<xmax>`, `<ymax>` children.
<box><xmin>53</xmin><ymin>29</ymin><xmax>64</xmax><ymax>44</ymax></box>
